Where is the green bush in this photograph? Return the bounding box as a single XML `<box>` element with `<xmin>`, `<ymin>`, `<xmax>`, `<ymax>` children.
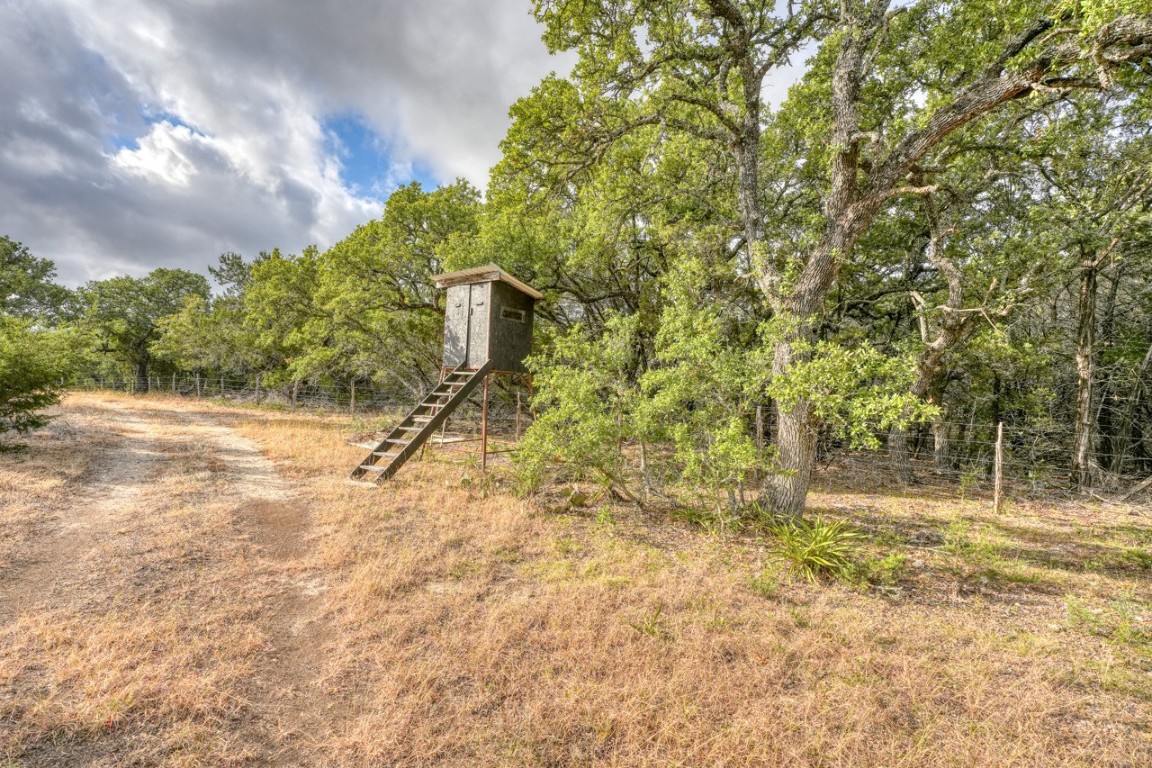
<box><xmin>0</xmin><ymin>317</ymin><xmax>76</xmax><ymax>447</ymax></box>
<box><xmin>767</xmin><ymin>515</ymin><xmax>862</xmax><ymax>582</ymax></box>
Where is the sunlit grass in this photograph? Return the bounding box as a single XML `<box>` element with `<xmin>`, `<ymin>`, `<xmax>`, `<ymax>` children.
<box><xmin>1</xmin><ymin>391</ymin><xmax>1149</xmax><ymax>766</ymax></box>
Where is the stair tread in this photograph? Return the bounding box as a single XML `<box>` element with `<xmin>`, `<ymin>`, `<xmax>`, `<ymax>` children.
<box><xmin>349</xmin><ymin>363</ymin><xmax>492</xmax><ymax>485</ymax></box>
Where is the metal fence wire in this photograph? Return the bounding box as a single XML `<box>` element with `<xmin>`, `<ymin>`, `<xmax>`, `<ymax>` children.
<box><xmin>76</xmin><ymin>374</ymin><xmax>532</xmax><ymax>438</ymax></box>
<box><xmin>76</xmin><ymin>375</ymin><xmax>1151</xmax><ymax>502</ymax></box>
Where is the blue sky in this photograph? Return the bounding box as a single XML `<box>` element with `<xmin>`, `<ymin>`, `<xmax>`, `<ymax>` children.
<box><xmin>322</xmin><ymin>114</ymin><xmax>439</xmax><ymax>196</ymax></box>
<box><xmin>0</xmin><ymin>0</ymin><xmax>566</xmax><ymax>285</ymax></box>
<box><xmin>111</xmin><ymin>111</ymin><xmax>204</xmax><ymax>153</ymax></box>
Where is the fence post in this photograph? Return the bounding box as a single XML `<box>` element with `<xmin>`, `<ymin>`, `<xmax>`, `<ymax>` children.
<box><xmin>255</xmin><ymin>373</ymin><xmax>261</xmax><ymax>404</ymax></box>
<box><xmin>993</xmin><ymin>422</ymin><xmax>1004</xmax><ymax>513</ymax></box>
<box><xmin>350</xmin><ymin>379</ymin><xmax>356</xmax><ymax>415</ymax></box>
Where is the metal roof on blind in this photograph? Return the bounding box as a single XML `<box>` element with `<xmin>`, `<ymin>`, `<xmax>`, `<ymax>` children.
<box><xmin>431</xmin><ymin>263</ymin><xmax>544</xmax><ymax>300</ymax></box>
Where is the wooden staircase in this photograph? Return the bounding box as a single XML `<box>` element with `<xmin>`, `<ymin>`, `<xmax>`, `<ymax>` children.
<box><xmin>350</xmin><ymin>361</ymin><xmax>494</xmax><ymax>484</ymax></box>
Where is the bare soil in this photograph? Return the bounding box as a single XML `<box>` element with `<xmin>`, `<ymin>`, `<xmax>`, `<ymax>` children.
<box><xmin>0</xmin><ymin>394</ymin><xmax>339</xmax><ymax>766</ymax></box>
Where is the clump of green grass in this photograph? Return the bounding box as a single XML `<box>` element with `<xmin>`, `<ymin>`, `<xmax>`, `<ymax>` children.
<box><xmin>767</xmin><ymin>515</ymin><xmax>862</xmax><ymax>583</ymax></box>
<box><xmin>629</xmin><ymin>604</ymin><xmax>670</xmax><ymax>640</ymax></box>
<box><xmin>849</xmin><ymin>552</ymin><xmax>907</xmax><ymax>587</ymax></box>
<box><xmin>1066</xmin><ymin>594</ymin><xmax>1152</xmax><ymax>648</ymax></box>
<box><xmin>749</xmin><ymin>569</ymin><xmax>781</xmax><ymax>598</ymax></box>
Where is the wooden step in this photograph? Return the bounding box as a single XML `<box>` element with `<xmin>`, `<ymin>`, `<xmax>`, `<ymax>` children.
<box><xmin>349</xmin><ymin>361</ymin><xmax>493</xmax><ymax>485</ymax></box>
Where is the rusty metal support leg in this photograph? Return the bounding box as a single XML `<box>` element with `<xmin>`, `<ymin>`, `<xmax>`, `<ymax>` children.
<box><xmin>481</xmin><ymin>373</ymin><xmax>489</xmax><ymax>473</ymax></box>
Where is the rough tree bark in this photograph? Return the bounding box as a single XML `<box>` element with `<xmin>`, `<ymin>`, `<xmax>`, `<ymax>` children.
<box><xmin>890</xmin><ymin>207</ymin><xmax>1023</xmax><ymax>482</ymax></box>
<box><xmin>134</xmin><ymin>360</ymin><xmax>150</xmax><ymax>394</ymax></box>
<box><xmin>1068</xmin><ymin>171</ymin><xmax>1149</xmax><ymax>487</ymax></box>
<box><xmin>1072</xmin><ymin>246</ymin><xmax>1100</xmax><ymax>490</ymax></box>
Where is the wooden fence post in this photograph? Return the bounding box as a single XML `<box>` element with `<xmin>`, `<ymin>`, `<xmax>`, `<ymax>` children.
<box><xmin>350</xmin><ymin>379</ymin><xmax>357</xmax><ymax>415</ymax></box>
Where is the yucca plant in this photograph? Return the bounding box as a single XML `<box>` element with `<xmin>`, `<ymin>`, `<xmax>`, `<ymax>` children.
<box><xmin>767</xmin><ymin>515</ymin><xmax>862</xmax><ymax>583</ymax></box>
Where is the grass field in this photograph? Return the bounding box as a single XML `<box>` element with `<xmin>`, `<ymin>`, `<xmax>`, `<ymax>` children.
<box><xmin>1</xmin><ymin>392</ymin><xmax>1149</xmax><ymax>766</ymax></box>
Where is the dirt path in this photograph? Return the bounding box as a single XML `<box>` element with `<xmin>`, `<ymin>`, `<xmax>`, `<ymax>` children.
<box><xmin>0</xmin><ymin>403</ymin><xmax>165</xmax><ymax>620</ymax></box>
<box><xmin>0</xmin><ymin>395</ymin><xmax>335</xmax><ymax>766</ymax></box>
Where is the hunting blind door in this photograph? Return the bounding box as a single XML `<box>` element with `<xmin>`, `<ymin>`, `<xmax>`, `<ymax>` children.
<box><xmin>436</xmin><ymin>264</ymin><xmax>542</xmax><ymax>373</ymax></box>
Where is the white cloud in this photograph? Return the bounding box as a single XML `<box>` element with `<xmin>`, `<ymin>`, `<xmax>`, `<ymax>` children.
<box><xmin>0</xmin><ymin>0</ymin><xmax>568</xmax><ymax>285</ymax></box>
<box><xmin>113</xmin><ymin>122</ymin><xmax>205</xmax><ymax>186</ymax></box>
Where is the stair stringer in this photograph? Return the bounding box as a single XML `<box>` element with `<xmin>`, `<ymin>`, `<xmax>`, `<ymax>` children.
<box><xmin>350</xmin><ymin>360</ymin><xmax>494</xmax><ymax>483</ymax></box>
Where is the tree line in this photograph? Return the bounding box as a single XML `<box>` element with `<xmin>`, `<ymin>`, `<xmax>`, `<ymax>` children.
<box><xmin>3</xmin><ymin>0</ymin><xmax>1151</xmax><ymax>518</ymax></box>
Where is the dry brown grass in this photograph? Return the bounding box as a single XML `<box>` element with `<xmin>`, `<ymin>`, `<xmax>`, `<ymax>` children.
<box><xmin>1</xmin><ymin>391</ymin><xmax>1149</xmax><ymax>766</ymax></box>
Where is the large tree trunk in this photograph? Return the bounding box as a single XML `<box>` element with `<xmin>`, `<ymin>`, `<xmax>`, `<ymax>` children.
<box><xmin>889</xmin><ymin>427</ymin><xmax>914</xmax><ymax>484</ymax></box>
<box><xmin>1097</xmin><ymin>263</ymin><xmax>1123</xmax><ymax>471</ymax></box>
<box><xmin>890</xmin><ymin>371</ymin><xmax>940</xmax><ymax>484</ymax></box>
<box><xmin>745</xmin><ymin>7</ymin><xmax>1152</xmax><ymax>516</ymax></box>
<box><xmin>932</xmin><ymin>417</ymin><xmax>951</xmax><ymax>470</ymax></box>
<box><xmin>134</xmin><ymin>360</ymin><xmax>149</xmax><ymax>394</ymax></box>
<box><xmin>890</xmin><ymin>362</ymin><xmax>933</xmax><ymax>485</ymax></box>
<box><xmin>769</xmin><ymin>402</ymin><xmax>819</xmax><ymax>517</ymax></box>
<box><xmin>1073</xmin><ymin>251</ymin><xmax>1098</xmax><ymax>490</ymax></box>
<box><xmin>759</xmin><ymin>6</ymin><xmax>881</xmax><ymax>517</ymax></box>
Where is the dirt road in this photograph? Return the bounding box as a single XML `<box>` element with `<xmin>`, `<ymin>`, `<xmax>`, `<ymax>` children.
<box><xmin>0</xmin><ymin>394</ymin><xmax>334</xmax><ymax>766</ymax></box>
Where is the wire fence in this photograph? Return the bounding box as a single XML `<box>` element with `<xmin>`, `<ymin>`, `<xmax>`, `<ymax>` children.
<box><xmin>75</xmin><ymin>373</ymin><xmax>533</xmax><ymax>439</ymax></box>
<box><xmin>75</xmin><ymin>374</ymin><xmax>1151</xmax><ymax>503</ymax></box>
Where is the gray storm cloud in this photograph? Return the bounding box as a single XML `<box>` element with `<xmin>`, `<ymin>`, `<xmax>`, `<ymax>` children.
<box><xmin>0</xmin><ymin>0</ymin><xmax>566</xmax><ymax>284</ymax></box>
